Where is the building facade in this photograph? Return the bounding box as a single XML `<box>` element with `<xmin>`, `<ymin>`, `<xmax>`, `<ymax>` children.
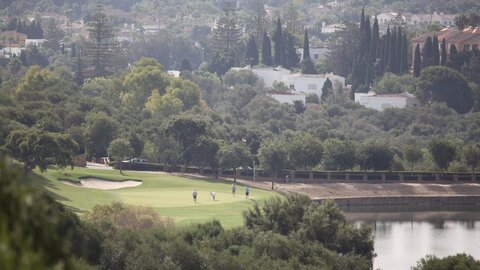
<box><xmin>355</xmin><ymin>92</ymin><xmax>420</xmax><ymax>111</ymax></box>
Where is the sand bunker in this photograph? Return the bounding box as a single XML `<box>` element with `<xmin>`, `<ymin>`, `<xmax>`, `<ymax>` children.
<box><xmin>61</xmin><ymin>178</ymin><xmax>142</xmax><ymax>190</ymax></box>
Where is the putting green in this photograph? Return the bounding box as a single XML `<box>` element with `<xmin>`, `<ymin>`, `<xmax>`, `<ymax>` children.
<box><xmin>29</xmin><ymin>167</ymin><xmax>278</xmax><ymax>228</ymax></box>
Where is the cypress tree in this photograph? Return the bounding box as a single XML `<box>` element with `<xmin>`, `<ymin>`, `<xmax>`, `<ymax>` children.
<box><xmin>74</xmin><ymin>54</ymin><xmax>84</xmax><ymax>86</ymax></box>
<box><xmin>302</xmin><ymin>28</ymin><xmax>310</xmax><ymax>60</ymax></box>
<box><xmin>413</xmin><ymin>44</ymin><xmax>421</xmax><ymax>77</ymax></box>
<box><xmin>394</xmin><ymin>27</ymin><xmax>402</xmax><ymax>73</ymax></box>
<box><xmin>261</xmin><ymin>31</ymin><xmax>272</xmax><ymax>66</ymax></box>
<box><xmin>440</xmin><ymin>38</ymin><xmax>447</xmax><ymax>66</ymax></box>
<box><xmin>284</xmin><ymin>30</ymin><xmax>300</xmax><ymax>70</ymax></box>
<box><xmin>321</xmin><ymin>78</ymin><xmax>333</xmax><ymax>102</ymax></box>
<box><xmin>71</xmin><ymin>43</ymin><xmax>77</xmax><ymax>57</ymax></box>
<box><xmin>273</xmin><ymin>18</ymin><xmax>283</xmax><ymax>67</ymax></box>
<box><xmin>364</xmin><ymin>17</ymin><xmax>372</xmax><ymax>56</ymax></box>
<box><xmin>383</xmin><ymin>27</ymin><xmax>390</xmax><ymax>69</ymax></box>
<box><xmin>432</xmin><ymin>34</ymin><xmax>440</xmax><ymax>66</ymax></box>
<box><xmin>371</xmin><ymin>16</ymin><xmax>380</xmax><ymax>59</ymax></box>
<box><xmin>401</xmin><ymin>34</ymin><xmax>408</xmax><ymax>73</ymax></box>
<box><xmin>423</xmin><ymin>36</ymin><xmax>433</xmax><ymax>67</ymax></box>
<box><xmin>387</xmin><ymin>27</ymin><xmax>396</xmax><ymax>73</ymax></box>
<box><xmin>246</xmin><ymin>35</ymin><xmax>259</xmax><ymax>66</ymax></box>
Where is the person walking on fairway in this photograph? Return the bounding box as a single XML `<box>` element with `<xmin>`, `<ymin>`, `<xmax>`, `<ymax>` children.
<box><xmin>192</xmin><ymin>190</ymin><xmax>198</xmax><ymax>203</ymax></box>
<box><xmin>245</xmin><ymin>186</ymin><xmax>250</xmax><ymax>199</ymax></box>
<box><xmin>232</xmin><ymin>183</ymin><xmax>237</xmax><ymax>197</ymax></box>
<box><xmin>210</xmin><ymin>191</ymin><xmax>216</xmax><ymax>201</ymax></box>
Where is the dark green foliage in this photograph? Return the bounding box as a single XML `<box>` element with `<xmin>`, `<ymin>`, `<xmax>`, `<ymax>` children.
<box><xmin>180</xmin><ymin>59</ymin><xmax>192</xmax><ymax>71</ymax></box>
<box><xmin>414</xmin><ymin>44</ymin><xmax>422</xmax><ymax>77</ymax></box>
<box><xmin>321</xmin><ymin>78</ymin><xmax>333</xmax><ymax>102</ymax></box>
<box><xmin>261</xmin><ymin>31</ymin><xmax>272</xmax><ymax>66</ymax></box>
<box><xmin>323</xmin><ymin>139</ymin><xmax>356</xmax><ymax>170</ymax></box>
<box><xmin>428</xmin><ymin>138</ymin><xmax>457</xmax><ymax>172</ymax></box>
<box><xmin>283</xmin><ymin>31</ymin><xmax>300</xmax><ymax>70</ymax></box>
<box><xmin>302</xmin><ymin>28</ymin><xmax>310</xmax><ymax>60</ymax></box>
<box><xmin>245</xmin><ymin>35</ymin><xmax>259</xmax><ymax>66</ymax></box>
<box><xmin>413</xmin><ymin>253</ymin><xmax>480</xmax><ymax>270</ymax></box>
<box><xmin>209</xmin><ymin>49</ymin><xmax>235</xmax><ymax>76</ymax></box>
<box><xmin>305</xmin><ymin>93</ymin><xmax>320</xmax><ymax>104</ymax></box>
<box><xmin>273</xmin><ymin>18</ymin><xmax>283</xmax><ymax>67</ymax></box>
<box><xmin>357</xmin><ymin>140</ymin><xmax>393</xmax><ymax>171</ymax></box>
<box><xmin>417</xmin><ymin>66</ymin><xmax>473</xmax><ymax>114</ymax></box>
<box><xmin>423</xmin><ymin>36</ymin><xmax>434</xmax><ymax>68</ymax></box>
<box><xmin>440</xmin><ymin>38</ymin><xmax>447</xmax><ymax>66</ymax></box>
<box><xmin>432</xmin><ymin>34</ymin><xmax>440</xmax><ymax>66</ymax></box>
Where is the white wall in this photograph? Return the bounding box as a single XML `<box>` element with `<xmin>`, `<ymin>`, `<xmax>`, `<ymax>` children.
<box><xmin>250</xmin><ymin>68</ymin><xmax>291</xmax><ymax>88</ymax></box>
<box><xmin>269</xmin><ymin>93</ymin><xmax>306</xmax><ymax>105</ymax></box>
<box><xmin>285</xmin><ymin>74</ymin><xmax>345</xmax><ymax>96</ymax></box>
<box><xmin>355</xmin><ymin>92</ymin><xmax>420</xmax><ymax>111</ymax></box>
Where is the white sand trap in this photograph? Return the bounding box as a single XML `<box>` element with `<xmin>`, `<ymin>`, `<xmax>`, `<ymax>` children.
<box><xmin>61</xmin><ymin>178</ymin><xmax>142</xmax><ymax>190</ymax></box>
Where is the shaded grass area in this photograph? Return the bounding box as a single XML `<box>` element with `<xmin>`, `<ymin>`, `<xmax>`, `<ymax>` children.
<box><xmin>28</xmin><ymin>167</ymin><xmax>278</xmax><ymax>228</ymax></box>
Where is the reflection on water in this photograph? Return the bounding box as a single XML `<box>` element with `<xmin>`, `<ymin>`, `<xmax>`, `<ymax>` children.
<box><xmin>346</xmin><ymin>210</ymin><xmax>480</xmax><ymax>270</ymax></box>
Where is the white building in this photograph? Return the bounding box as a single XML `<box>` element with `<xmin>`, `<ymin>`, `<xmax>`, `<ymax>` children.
<box><xmin>285</xmin><ymin>73</ymin><xmax>345</xmax><ymax>95</ymax></box>
<box><xmin>268</xmin><ymin>92</ymin><xmax>306</xmax><ymax>105</ymax></box>
<box><xmin>25</xmin><ymin>39</ymin><xmax>46</xmax><ymax>47</ymax></box>
<box><xmin>321</xmin><ymin>23</ymin><xmax>346</xmax><ymax>34</ymax></box>
<box><xmin>167</xmin><ymin>70</ymin><xmax>180</xmax><ymax>77</ymax></box>
<box><xmin>297</xmin><ymin>47</ymin><xmax>330</xmax><ymax>61</ymax></box>
<box><xmin>376</xmin><ymin>12</ymin><xmax>406</xmax><ymax>26</ymax></box>
<box><xmin>248</xmin><ymin>67</ymin><xmax>291</xmax><ymax>88</ymax></box>
<box><xmin>410</xmin><ymin>12</ymin><xmax>455</xmax><ymax>26</ymax></box>
<box><xmin>0</xmin><ymin>47</ymin><xmax>24</xmax><ymax>58</ymax></box>
<box><xmin>355</xmin><ymin>92</ymin><xmax>420</xmax><ymax>111</ymax></box>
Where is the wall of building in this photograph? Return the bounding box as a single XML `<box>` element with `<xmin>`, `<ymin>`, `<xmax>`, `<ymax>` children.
<box><xmin>250</xmin><ymin>68</ymin><xmax>291</xmax><ymax>88</ymax></box>
<box><xmin>269</xmin><ymin>93</ymin><xmax>306</xmax><ymax>104</ymax></box>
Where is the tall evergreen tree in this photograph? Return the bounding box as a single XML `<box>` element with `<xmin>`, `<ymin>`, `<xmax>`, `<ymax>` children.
<box><xmin>440</xmin><ymin>38</ymin><xmax>447</xmax><ymax>66</ymax></box>
<box><xmin>413</xmin><ymin>44</ymin><xmax>421</xmax><ymax>77</ymax></box>
<box><xmin>393</xmin><ymin>27</ymin><xmax>402</xmax><ymax>73</ymax></box>
<box><xmin>371</xmin><ymin>16</ymin><xmax>380</xmax><ymax>59</ymax></box>
<box><xmin>253</xmin><ymin>0</ymin><xmax>266</xmax><ymax>50</ymax></box>
<box><xmin>401</xmin><ymin>34</ymin><xmax>408</xmax><ymax>73</ymax></box>
<box><xmin>261</xmin><ymin>31</ymin><xmax>272</xmax><ymax>66</ymax></box>
<box><xmin>212</xmin><ymin>2</ymin><xmax>243</xmax><ymax>52</ymax></box>
<box><xmin>302</xmin><ymin>28</ymin><xmax>310</xmax><ymax>60</ymax></box>
<box><xmin>321</xmin><ymin>78</ymin><xmax>333</xmax><ymax>102</ymax></box>
<box><xmin>387</xmin><ymin>27</ymin><xmax>397</xmax><ymax>73</ymax></box>
<box><xmin>86</xmin><ymin>4</ymin><xmax>116</xmax><ymax>77</ymax></box>
<box><xmin>363</xmin><ymin>17</ymin><xmax>372</xmax><ymax>56</ymax></box>
<box><xmin>283</xmin><ymin>30</ymin><xmax>300</xmax><ymax>70</ymax></box>
<box><xmin>273</xmin><ymin>18</ymin><xmax>284</xmax><ymax>67</ymax></box>
<box><xmin>383</xmin><ymin>27</ymin><xmax>391</xmax><ymax>70</ymax></box>
<box><xmin>245</xmin><ymin>35</ymin><xmax>259</xmax><ymax>66</ymax></box>
<box><xmin>422</xmin><ymin>36</ymin><xmax>433</xmax><ymax>68</ymax></box>
<box><xmin>70</xmin><ymin>43</ymin><xmax>77</xmax><ymax>57</ymax></box>
<box><xmin>74</xmin><ymin>54</ymin><xmax>84</xmax><ymax>86</ymax></box>
<box><xmin>432</xmin><ymin>34</ymin><xmax>440</xmax><ymax>66</ymax></box>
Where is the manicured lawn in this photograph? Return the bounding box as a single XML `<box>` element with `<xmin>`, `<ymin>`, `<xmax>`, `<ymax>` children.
<box><xmin>28</xmin><ymin>167</ymin><xmax>278</xmax><ymax>228</ymax></box>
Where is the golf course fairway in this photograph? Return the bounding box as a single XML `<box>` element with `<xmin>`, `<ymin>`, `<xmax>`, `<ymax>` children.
<box><xmin>28</xmin><ymin>167</ymin><xmax>278</xmax><ymax>228</ymax></box>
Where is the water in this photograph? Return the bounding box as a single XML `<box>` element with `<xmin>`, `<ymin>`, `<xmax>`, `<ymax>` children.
<box><xmin>345</xmin><ymin>210</ymin><xmax>480</xmax><ymax>270</ymax></box>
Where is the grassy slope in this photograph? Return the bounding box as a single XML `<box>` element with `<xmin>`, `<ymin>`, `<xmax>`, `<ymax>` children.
<box><xmin>28</xmin><ymin>167</ymin><xmax>277</xmax><ymax>228</ymax></box>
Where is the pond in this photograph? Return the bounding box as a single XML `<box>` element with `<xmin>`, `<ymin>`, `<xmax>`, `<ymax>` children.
<box><xmin>345</xmin><ymin>208</ymin><xmax>480</xmax><ymax>270</ymax></box>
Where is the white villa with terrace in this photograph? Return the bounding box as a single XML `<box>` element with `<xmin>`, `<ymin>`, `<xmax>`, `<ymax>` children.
<box><xmin>354</xmin><ymin>92</ymin><xmax>420</xmax><ymax>111</ymax></box>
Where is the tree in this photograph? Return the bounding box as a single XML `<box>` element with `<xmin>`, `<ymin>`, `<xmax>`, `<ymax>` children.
<box><xmin>261</xmin><ymin>31</ymin><xmax>272</xmax><ymax>66</ymax></box>
<box><xmin>428</xmin><ymin>138</ymin><xmax>456</xmax><ymax>172</ymax></box>
<box><xmin>416</xmin><ymin>66</ymin><xmax>473</xmax><ymax>114</ymax></box>
<box><xmin>43</xmin><ymin>19</ymin><xmax>64</xmax><ymax>52</ymax></box>
<box><xmin>217</xmin><ymin>142</ymin><xmax>251</xmax><ymax>181</ymax></box>
<box><xmin>293</xmin><ymin>100</ymin><xmax>306</xmax><ymax>114</ymax></box>
<box><xmin>85</xmin><ymin>4</ymin><xmax>116</xmax><ymax>77</ymax></box>
<box><xmin>454</xmin><ymin>14</ymin><xmax>469</xmax><ymax>30</ymax></box>
<box><xmin>83</xmin><ymin>112</ymin><xmax>117</xmax><ymax>159</ymax></box>
<box><xmin>145</xmin><ymin>90</ymin><xmax>183</xmax><ymax>118</ymax></box>
<box><xmin>321</xmin><ymin>78</ymin><xmax>333</xmax><ymax>102</ymax></box>
<box><xmin>323</xmin><ymin>139</ymin><xmax>356</xmax><ymax>171</ymax></box>
<box><xmin>273</xmin><ymin>18</ymin><xmax>283</xmax><ymax>67</ymax></box>
<box><xmin>440</xmin><ymin>38</ymin><xmax>447</xmax><ymax>66</ymax></box>
<box><xmin>245</xmin><ymin>35</ymin><xmax>259</xmax><ymax>66</ymax></box>
<box><xmin>108</xmin><ymin>138</ymin><xmax>133</xmax><ymax>174</ymax></box>
<box><xmin>286</xmin><ymin>133</ymin><xmax>323</xmax><ymax>169</ymax></box>
<box><xmin>413</xmin><ymin>254</ymin><xmax>480</xmax><ymax>270</ymax></box>
<box><xmin>8</xmin><ymin>56</ymin><xmax>21</xmax><ymax>75</ymax></box>
<box><xmin>432</xmin><ymin>34</ymin><xmax>440</xmax><ymax>66</ymax></box>
<box><xmin>357</xmin><ymin>141</ymin><xmax>393</xmax><ymax>172</ymax></box>
<box><xmin>403</xmin><ymin>145</ymin><xmax>424</xmax><ymax>172</ymax></box>
<box><xmin>413</xmin><ymin>44</ymin><xmax>422</xmax><ymax>77</ymax></box>
<box><xmin>180</xmin><ymin>59</ymin><xmax>192</xmax><ymax>71</ymax></box>
<box><xmin>305</xmin><ymin>93</ymin><xmax>320</xmax><ymax>104</ymax></box>
<box><xmin>463</xmin><ymin>144</ymin><xmax>480</xmax><ymax>174</ymax></box>
<box><xmin>422</xmin><ymin>36</ymin><xmax>433</xmax><ymax>68</ymax></box>
<box><xmin>258</xmin><ymin>138</ymin><xmax>287</xmax><ymax>181</ymax></box>
<box><xmin>300</xmin><ymin>29</ymin><xmax>316</xmax><ymax>74</ymax></box>
<box><xmin>211</xmin><ymin>2</ymin><xmax>242</xmax><ymax>52</ymax></box>
<box><xmin>74</xmin><ymin>54</ymin><xmax>84</xmax><ymax>86</ymax></box>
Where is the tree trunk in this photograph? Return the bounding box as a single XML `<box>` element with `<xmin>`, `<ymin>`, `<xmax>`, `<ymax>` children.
<box><xmin>120</xmin><ymin>160</ymin><xmax>123</xmax><ymax>175</ymax></box>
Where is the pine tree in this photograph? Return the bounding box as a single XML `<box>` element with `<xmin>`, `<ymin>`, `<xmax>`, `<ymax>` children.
<box><xmin>387</xmin><ymin>27</ymin><xmax>397</xmax><ymax>73</ymax></box>
<box><xmin>253</xmin><ymin>0</ymin><xmax>266</xmax><ymax>51</ymax></box>
<box><xmin>394</xmin><ymin>27</ymin><xmax>402</xmax><ymax>73</ymax></box>
<box><xmin>401</xmin><ymin>34</ymin><xmax>408</xmax><ymax>73</ymax></box>
<box><xmin>283</xmin><ymin>30</ymin><xmax>300</xmax><ymax>70</ymax></box>
<box><xmin>246</xmin><ymin>35</ymin><xmax>259</xmax><ymax>66</ymax></box>
<box><xmin>44</xmin><ymin>19</ymin><xmax>65</xmax><ymax>52</ymax></box>
<box><xmin>273</xmin><ymin>18</ymin><xmax>283</xmax><ymax>67</ymax></box>
<box><xmin>432</xmin><ymin>34</ymin><xmax>440</xmax><ymax>66</ymax></box>
<box><xmin>74</xmin><ymin>54</ymin><xmax>84</xmax><ymax>86</ymax></box>
<box><xmin>413</xmin><ymin>43</ymin><xmax>421</xmax><ymax>77</ymax></box>
<box><xmin>422</xmin><ymin>36</ymin><xmax>433</xmax><ymax>68</ymax></box>
<box><xmin>301</xmin><ymin>28</ymin><xmax>316</xmax><ymax>73</ymax></box>
<box><xmin>440</xmin><ymin>38</ymin><xmax>447</xmax><ymax>66</ymax></box>
<box><xmin>212</xmin><ymin>2</ymin><xmax>243</xmax><ymax>52</ymax></box>
<box><xmin>261</xmin><ymin>31</ymin><xmax>272</xmax><ymax>66</ymax></box>
<box><xmin>86</xmin><ymin>4</ymin><xmax>116</xmax><ymax>77</ymax></box>
<box><xmin>383</xmin><ymin>27</ymin><xmax>391</xmax><ymax>70</ymax></box>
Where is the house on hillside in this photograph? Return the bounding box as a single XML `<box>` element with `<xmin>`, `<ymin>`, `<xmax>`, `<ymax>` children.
<box><xmin>411</xmin><ymin>26</ymin><xmax>480</xmax><ymax>63</ymax></box>
<box><xmin>410</xmin><ymin>12</ymin><xmax>455</xmax><ymax>26</ymax></box>
<box><xmin>268</xmin><ymin>91</ymin><xmax>306</xmax><ymax>105</ymax></box>
<box><xmin>245</xmin><ymin>67</ymin><xmax>291</xmax><ymax>88</ymax></box>
<box><xmin>25</xmin><ymin>38</ymin><xmax>46</xmax><ymax>47</ymax></box>
<box><xmin>321</xmin><ymin>23</ymin><xmax>346</xmax><ymax>34</ymax></box>
<box><xmin>284</xmin><ymin>73</ymin><xmax>345</xmax><ymax>96</ymax></box>
<box><xmin>355</xmin><ymin>92</ymin><xmax>420</xmax><ymax>111</ymax></box>
<box><xmin>0</xmin><ymin>31</ymin><xmax>27</xmax><ymax>47</ymax></box>
<box><xmin>297</xmin><ymin>46</ymin><xmax>330</xmax><ymax>61</ymax></box>
<box><xmin>41</xmin><ymin>12</ymin><xmax>68</xmax><ymax>23</ymax></box>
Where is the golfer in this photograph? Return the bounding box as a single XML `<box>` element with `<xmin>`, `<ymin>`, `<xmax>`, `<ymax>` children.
<box><xmin>210</xmin><ymin>191</ymin><xmax>216</xmax><ymax>201</ymax></box>
<box><xmin>232</xmin><ymin>183</ymin><xmax>237</xmax><ymax>197</ymax></box>
<box><xmin>245</xmin><ymin>186</ymin><xmax>250</xmax><ymax>199</ymax></box>
<box><xmin>192</xmin><ymin>190</ymin><xmax>198</xmax><ymax>203</ymax></box>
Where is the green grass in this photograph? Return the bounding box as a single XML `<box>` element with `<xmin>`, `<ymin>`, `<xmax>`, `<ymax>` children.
<box><xmin>28</xmin><ymin>167</ymin><xmax>278</xmax><ymax>228</ymax></box>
